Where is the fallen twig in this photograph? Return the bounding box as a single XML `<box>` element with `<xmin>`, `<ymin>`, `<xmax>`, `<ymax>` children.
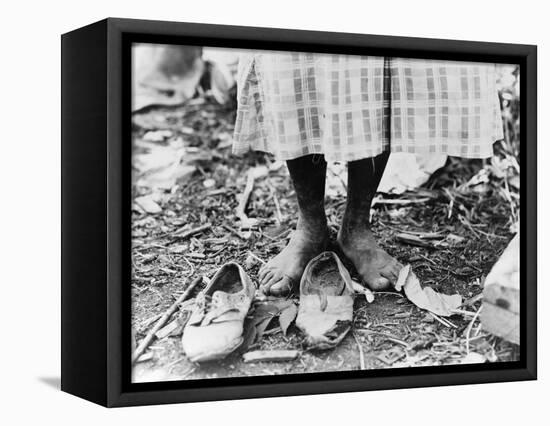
<box><xmin>179</xmin><ymin>255</ymin><xmax>195</xmax><ymax>277</ymax></box>
<box><xmin>132</xmin><ymin>275</ymin><xmax>203</xmax><ymax>364</ymax></box>
<box><xmin>178</xmin><ymin>365</ymin><xmax>198</xmax><ymax>380</ymax></box>
<box><xmin>461</xmin><ymin>293</ymin><xmax>483</xmax><ymax>308</ymax></box>
<box><xmin>503</xmin><ymin>177</ymin><xmax>518</xmax><ymax>223</ymax></box>
<box><xmin>444</xmin><ymin>188</ymin><xmax>455</xmax><ymax>219</ymax></box>
<box><xmin>373</xmin><ymin>291</ymin><xmax>404</xmax><ymax>298</ymax></box>
<box><xmin>400</xmin><ymin>230</ymin><xmax>445</xmax><ymax>239</ymax></box>
<box><xmin>430</xmin><ymin>312</ymin><xmax>457</xmax><ymax>328</ymax></box>
<box><xmin>451</xmin><ymin>308</ymin><xmax>477</xmax><ymax>317</ymax></box>
<box><xmin>373</xmin><ymin>196</ymin><xmax>432</xmax><ymax>207</ymax></box>
<box><xmin>206</xmin><ymin>188</ymin><xmax>228</xmax><ymax>196</ymax></box>
<box><xmin>465</xmin><ymin>305</ymin><xmax>483</xmax><ymax>354</ymax></box>
<box><xmin>154</xmin><ymin>318</ymin><xmax>181</xmax><ymax>340</ymax></box>
<box><xmin>418</xmin><ymin>253</ymin><xmax>437</xmax><ymax>266</ymax></box>
<box><xmin>135</xmin><ymin>352</ymin><xmax>154</xmax><ymax>363</ymax></box>
<box><xmin>236</xmin><ymin>168</ymin><xmax>256</xmax><ymax>224</ymax></box>
<box><xmin>352</xmin><ymin>332</ymin><xmax>366</xmax><ymax>370</ymax></box>
<box><xmin>165</xmin><ymin>356</ymin><xmax>186</xmax><ymax>371</ymax></box>
<box><xmin>223</xmin><ymin>224</ymin><xmax>248</xmax><ymax>240</ymax></box>
<box><xmin>247</xmin><ymin>251</ymin><xmax>266</xmax><ymax>265</ymax></box>
<box><xmin>396</xmin><ymin>233</ymin><xmax>434</xmax><ymax>248</ymax></box>
<box><xmin>140</xmin><ymin>312</ymin><xmax>163</xmax><ymax>329</ymax></box>
<box><xmin>357</xmin><ymin>329</ymin><xmax>409</xmax><ymax>348</ymax></box>
<box><xmin>243</xmin><ymin>350</ymin><xmax>300</xmax><ymax>363</ymax></box>
<box><xmin>173</xmin><ymin>223</ymin><xmax>212</xmax><ymax>240</ymax></box>
<box><xmin>440</xmin><ymin>315</ymin><xmax>457</xmax><ymax>328</ymax></box>
<box><xmin>272</xmin><ymin>191</ymin><xmax>283</xmax><ymax>224</ymax></box>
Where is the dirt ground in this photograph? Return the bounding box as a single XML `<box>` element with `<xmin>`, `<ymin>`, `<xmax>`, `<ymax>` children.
<box><xmin>130</xmin><ymin>96</ymin><xmax>520</xmax><ymax>383</ymax></box>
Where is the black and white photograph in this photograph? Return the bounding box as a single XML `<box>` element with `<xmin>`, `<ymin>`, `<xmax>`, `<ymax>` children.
<box><xmin>3</xmin><ymin>0</ymin><xmax>546</xmax><ymax>419</ymax></box>
<box><xmin>130</xmin><ymin>43</ymin><xmax>521</xmax><ymax>383</ymax></box>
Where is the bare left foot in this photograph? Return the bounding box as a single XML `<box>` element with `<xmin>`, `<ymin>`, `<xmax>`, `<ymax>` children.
<box><xmin>258</xmin><ymin>224</ymin><xmax>329</xmax><ymax>297</ymax></box>
<box><xmin>337</xmin><ymin>225</ymin><xmax>402</xmax><ymax>291</ymax></box>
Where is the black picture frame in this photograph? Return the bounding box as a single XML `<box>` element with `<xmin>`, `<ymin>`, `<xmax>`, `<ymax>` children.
<box><xmin>61</xmin><ymin>17</ymin><xmax>537</xmax><ymax>407</ymax></box>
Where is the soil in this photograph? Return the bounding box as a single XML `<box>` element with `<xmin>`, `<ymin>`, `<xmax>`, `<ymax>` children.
<box><xmin>306</xmin><ymin>256</ymin><xmax>345</xmax><ymax>296</ymax></box>
<box><xmin>131</xmin><ymin>96</ymin><xmax>520</xmax><ymax>383</ymax></box>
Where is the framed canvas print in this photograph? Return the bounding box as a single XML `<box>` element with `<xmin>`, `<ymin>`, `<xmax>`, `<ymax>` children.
<box><xmin>61</xmin><ymin>18</ymin><xmax>537</xmax><ymax>407</ymax></box>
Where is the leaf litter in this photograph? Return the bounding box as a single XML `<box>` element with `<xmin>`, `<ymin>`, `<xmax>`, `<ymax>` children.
<box><xmin>394</xmin><ymin>264</ymin><xmax>462</xmax><ymax>317</ymax></box>
<box><xmin>131</xmin><ymin>70</ymin><xmax>521</xmax><ymax>380</ymax></box>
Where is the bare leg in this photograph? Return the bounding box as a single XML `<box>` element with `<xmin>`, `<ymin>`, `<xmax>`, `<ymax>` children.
<box><xmin>259</xmin><ymin>154</ymin><xmax>329</xmax><ymax>296</ymax></box>
<box><xmin>337</xmin><ymin>152</ymin><xmax>402</xmax><ymax>290</ymax></box>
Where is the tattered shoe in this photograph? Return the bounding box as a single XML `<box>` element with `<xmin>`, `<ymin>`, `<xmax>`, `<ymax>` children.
<box><xmin>182</xmin><ymin>262</ymin><xmax>255</xmax><ymax>362</ymax></box>
<box><xmin>295</xmin><ymin>252</ymin><xmax>355</xmax><ymax>350</ymax></box>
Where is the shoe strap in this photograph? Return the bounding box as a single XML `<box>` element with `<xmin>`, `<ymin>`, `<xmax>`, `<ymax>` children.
<box><xmin>189</xmin><ymin>290</ymin><xmax>248</xmax><ymax>326</ymax></box>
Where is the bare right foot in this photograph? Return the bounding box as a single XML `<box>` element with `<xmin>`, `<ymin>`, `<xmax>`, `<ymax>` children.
<box><xmin>259</xmin><ymin>225</ymin><xmax>329</xmax><ymax>296</ymax></box>
<box><xmin>337</xmin><ymin>223</ymin><xmax>402</xmax><ymax>291</ymax></box>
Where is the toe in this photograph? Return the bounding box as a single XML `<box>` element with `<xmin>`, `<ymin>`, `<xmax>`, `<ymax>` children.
<box><xmin>269</xmin><ymin>276</ymin><xmax>293</xmax><ymax>296</ymax></box>
<box><xmin>258</xmin><ymin>265</ymin><xmax>271</xmax><ymax>281</ymax></box>
<box><xmin>371</xmin><ymin>276</ymin><xmax>391</xmax><ymax>290</ymax></box>
<box><xmin>380</xmin><ymin>266</ymin><xmax>399</xmax><ymax>282</ymax></box>
<box><xmin>259</xmin><ymin>269</ymin><xmax>274</xmax><ymax>286</ymax></box>
<box><xmin>362</xmin><ymin>270</ymin><xmax>391</xmax><ymax>290</ymax></box>
<box><xmin>262</xmin><ymin>272</ymin><xmax>282</xmax><ymax>293</ymax></box>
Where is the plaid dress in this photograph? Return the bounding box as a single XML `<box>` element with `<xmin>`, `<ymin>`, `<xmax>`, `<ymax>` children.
<box><xmin>233</xmin><ymin>51</ymin><xmax>504</xmax><ymax>162</ymax></box>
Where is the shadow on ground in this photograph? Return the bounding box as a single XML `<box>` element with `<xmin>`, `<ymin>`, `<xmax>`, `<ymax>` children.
<box><xmin>38</xmin><ymin>377</ymin><xmax>61</xmax><ymax>390</ymax></box>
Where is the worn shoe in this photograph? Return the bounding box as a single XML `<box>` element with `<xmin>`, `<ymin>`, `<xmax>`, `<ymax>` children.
<box><xmin>296</xmin><ymin>251</ymin><xmax>355</xmax><ymax>350</ymax></box>
<box><xmin>182</xmin><ymin>262</ymin><xmax>255</xmax><ymax>362</ymax></box>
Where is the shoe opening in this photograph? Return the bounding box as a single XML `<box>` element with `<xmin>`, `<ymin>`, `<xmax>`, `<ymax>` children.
<box><xmin>209</xmin><ymin>263</ymin><xmax>244</xmax><ymax>294</ymax></box>
<box><xmin>305</xmin><ymin>254</ymin><xmax>345</xmax><ymax>296</ymax></box>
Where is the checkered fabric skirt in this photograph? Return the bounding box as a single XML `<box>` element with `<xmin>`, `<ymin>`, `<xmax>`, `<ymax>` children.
<box><xmin>233</xmin><ymin>52</ymin><xmax>504</xmax><ymax>162</ymax></box>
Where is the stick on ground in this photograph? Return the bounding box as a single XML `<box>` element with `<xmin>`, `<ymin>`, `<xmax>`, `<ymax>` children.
<box><xmin>132</xmin><ymin>275</ymin><xmax>203</xmax><ymax>364</ymax></box>
<box><xmin>174</xmin><ymin>223</ymin><xmax>211</xmax><ymax>240</ymax></box>
<box><xmin>236</xmin><ymin>169</ymin><xmax>256</xmax><ymax>223</ymax></box>
<box><xmin>243</xmin><ymin>350</ymin><xmax>300</xmax><ymax>363</ymax></box>
<box><xmin>352</xmin><ymin>332</ymin><xmax>366</xmax><ymax>370</ymax></box>
<box><xmin>247</xmin><ymin>251</ymin><xmax>266</xmax><ymax>265</ymax></box>
<box><xmin>465</xmin><ymin>305</ymin><xmax>483</xmax><ymax>354</ymax></box>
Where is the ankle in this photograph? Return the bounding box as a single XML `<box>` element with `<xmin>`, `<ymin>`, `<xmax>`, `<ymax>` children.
<box><xmin>296</xmin><ymin>214</ymin><xmax>328</xmax><ymax>241</ymax></box>
<box><xmin>339</xmin><ymin>211</ymin><xmax>374</xmax><ymax>245</ymax></box>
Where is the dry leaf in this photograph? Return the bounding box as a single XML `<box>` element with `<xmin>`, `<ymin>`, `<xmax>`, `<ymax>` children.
<box><xmin>203</xmin><ymin>178</ymin><xmax>216</xmax><ymax>188</ymax></box>
<box><xmin>445</xmin><ymin>233</ymin><xmax>465</xmax><ymax>245</ymax></box>
<box><xmin>169</xmin><ymin>245</ymin><xmax>188</xmax><ymax>254</ymax></box>
<box><xmin>207</xmin><ymin>61</ymin><xmax>235</xmax><ymax>105</ymax></box>
<box><xmin>376</xmin><ymin>347</ymin><xmax>405</xmax><ymax>365</ymax></box>
<box><xmin>508</xmin><ymin>175</ymin><xmax>520</xmax><ymax>190</ymax></box>
<box><xmin>255</xmin><ymin>316</ymin><xmax>275</xmax><ymax>340</ymax></box>
<box><xmin>395</xmin><ymin>265</ymin><xmax>462</xmax><ymax>317</ymax></box>
<box><xmin>268</xmin><ymin>299</ymin><xmax>294</xmax><ymax>311</ymax></box>
<box><xmin>238</xmin><ymin>320</ymin><xmax>257</xmax><ymax>353</ymax></box>
<box><xmin>251</xmin><ymin>165</ymin><xmax>269</xmax><ymax>179</ymax></box>
<box><xmin>461</xmin><ymin>352</ymin><xmax>486</xmax><ymax>364</ymax></box>
<box><xmin>132</xmin><ymin>229</ymin><xmax>147</xmax><ymax>238</ymax></box>
<box><xmin>135</xmin><ymin>352</ymin><xmax>154</xmax><ymax>363</ymax></box>
<box><xmin>279</xmin><ymin>303</ymin><xmax>298</xmax><ymax>336</ymax></box>
<box><xmin>245</xmin><ymin>253</ymin><xmax>259</xmax><ymax>269</ymax></box>
<box><xmin>251</xmin><ymin>303</ymin><xmax>280</xmax><ymax>324</ymax></box>
<box><xmin>135</xmin><ymin>195</ymin><xmax>162</xmax><ymax>214</ymax></box>
<box><xmin>246</xmin><ymin>300</ymin><xmax>295</xmax><ymax>343</ymax></box>
<box><xmin>143</xmin><ymin>129</ymin><xmax>173</xmax><ymax>142</ymax></box>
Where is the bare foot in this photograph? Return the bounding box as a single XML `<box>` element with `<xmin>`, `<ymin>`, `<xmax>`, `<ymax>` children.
<box><xmin>337</xmin><ymin>225</ymin><xmax>402</xmax><ymax>290</ymax></box>
<box><xmin>259</xmin><ymin>226</ymin><xmax>329</xmax><ymax>296</ymax></box>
